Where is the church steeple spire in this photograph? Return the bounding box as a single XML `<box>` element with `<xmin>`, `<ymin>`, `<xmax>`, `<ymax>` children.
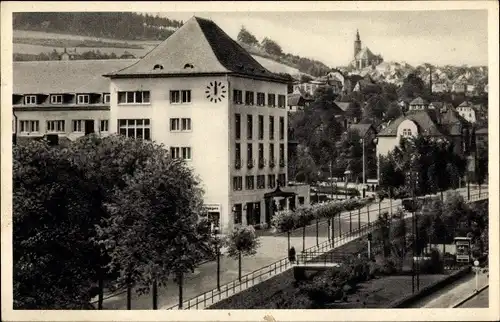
<box><xmin>354</xmin><ymin>29</ymin><xmax>362</xmax><ymax>58</ymax></box>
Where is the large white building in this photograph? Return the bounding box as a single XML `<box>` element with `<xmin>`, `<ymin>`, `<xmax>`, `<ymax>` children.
<box><xmin>104</xmin><ymin>17</ymin><xmax>310</xmax><ymax>232</ymax></box>
<box><xmin>13</xmin><ymin>17</ymin><xmax>310</xmax><ymax>233</ymax></box>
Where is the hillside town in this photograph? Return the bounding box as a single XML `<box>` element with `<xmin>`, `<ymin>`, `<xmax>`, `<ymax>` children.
<box><xmin>9</xmin><ymin>11</ymin><xmax>490</xmax><ymax>315</ymax></box>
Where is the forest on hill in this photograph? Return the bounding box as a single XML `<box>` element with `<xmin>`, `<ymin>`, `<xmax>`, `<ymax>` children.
<box><xmin>13</xmin><ymin>12</ymin><xmax>183</xmax><ymax>41</ymax></box>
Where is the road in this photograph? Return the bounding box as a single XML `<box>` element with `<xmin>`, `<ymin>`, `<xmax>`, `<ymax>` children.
<box><xmin>95</xmin><ymin>186</ymin><xmax>487</xmax><ymax>309</ymax></box>
<box><xmin>458</xmin><ymin>286</ymin><xmax>489</xmax><ymax>308</ymax></box>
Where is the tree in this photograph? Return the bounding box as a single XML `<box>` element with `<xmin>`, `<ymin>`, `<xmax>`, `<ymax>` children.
<box><xmin>13</xmin><ymin>140</ymin><xmax>101</xmax><ymax>309</ymax></box>
<box><xmin>226</xmin><ymin>226</ymin><xmax>260</xmax><ymax>281</ymax></box>
<box><xmin>261</xmin><ymin>37</ymin><xmax>283</xmax><ymax>56</ymax></box>
<box><xmin>99</xmin><ymin>143</ymin><xmax>211</xmax><ymax>309</ymax></box>
<box><xmin>374</xmin><ymin>212</ymin><xmax>391</xmax><ymax>258</ymax></box>
<box><xmin>384</xmin><ymin>102</ymin><xmax>403</xmax><ymax>122</ymax></box>
<box><xmin>399</xmin><ymin>73</ymin><xmax>426</xmax><ymax>99</ymax></box>
<box><xmin>288</xmin><ymin>144</ymin><xmax>320</xmax><ymax>184</ymax></box>
<box><xmin>295</xmin><ymin>206</ymin><xmax>314</xmax><ymax>252</ymax></box>
<box><xmin>271</xmin><ymin>210</ymin><xmax>297</xmax><ymax>252</ymax></box>
<box><xmin>237</xmin><ymin>26</ymin><xmax>259</xmax><ymax>46</ymax></box>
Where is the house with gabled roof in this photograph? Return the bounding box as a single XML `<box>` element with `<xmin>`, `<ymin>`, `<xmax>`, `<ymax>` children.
<box><xmin>103</xmin><ymin>16</ymin><xmax>310</xmax><ymax>232</ymax></box>
<box><xmin>376</xmin><ymin>107</ymin><xmax>473</xmax><ymax>181</ymax></box>
<box><xmin>408</xmin><ymin>96</ymin><xmax>429</xmax><ymax>111</ymax></box>
<box><xmin>455</xmin><ymin>100</ymin><xmax>477</xmax><ymax>123</ymax></box>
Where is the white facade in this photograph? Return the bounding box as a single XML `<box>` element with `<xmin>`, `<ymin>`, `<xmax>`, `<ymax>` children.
<box><xmin>109</xmin><ymin>75</ymin><xmax>309</xmax><ymax>233</ymax></box>
<box><xmin>456</xmin><ymin>105</ymin><xmax>477</xmax><ymax>123</ymax></box>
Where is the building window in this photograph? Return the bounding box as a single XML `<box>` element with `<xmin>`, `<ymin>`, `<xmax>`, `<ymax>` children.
<box><xmin>50</xmin><ymin>95</ymin><xmax>63</xmax><ymax>104</ymax></box>
<box><xmin>235</xmin><ymin>143</ymin><xmax>241</xmax><ymax>169</ymax></box>
<box><xmin>182</xmin><ymin>147</ymin><xmax>192</xmax><ymax>160</ymax></box>
<box><xmin>233</xmin><ymin>204</ymin><xmax>242</xmax><ymax>224</ymax></box>
<box><xmin>118</xmin><ymin>91</ymin><xmax>150</xmax><ymax>104</ymax></box>
<box><xmin>77</xmin><ymin>94</ymin><xmax>90</xmax><ymax>104</ymax></box>
<box><xmin>268</xmin><ymin>174</ymin><xmax>276</xmax><ymax>189</ymax></box>
<box><xmin>247</xmin><ymin>143</ymin><xmax>254</xmax><ymax>168</ymax></box>
<box><xmin>278</xmin><ymin>95</ymin><xmax>286</xmax><ymax>108</ymax></box>
<box><xmin>247</xmin><ymin>115</ymin><xmax>253</xmax><ymax>140</ymax></box>
<box><xmin>269</xmin><ymin>116</ymin><xmax>275</xmax><ymax>140</ymax></box>
<box><xmin>233</xmin><ymin>89</ymin><xmax>243</xmax><ymax>104</ymax></box>
<box><xmin>258</xmin><ymin>143</ymin><xmax>264</xmax><ymax>168</ymax></box>
<box><xmin>24</xmin><ymin>95</ymin><xmax>37</xmax><ymax>105</ymax></box>
<box><xmin>279</xmin><ymin>116</ymin><xmax>285</xmax><ymax>140</ymax></box>
<box><xmin>267</xmin><ymin>94</ymin><xmax>276</xmax><ymax>107</ymax></box>
<box><xmin>257</xmin><ymin>175</ymin><xmax>266</xmax><ymax>189</ymax></box>
<box><xmin>278</xmin><ymin>173</ymin><xmax>286</xmax><ymax>187</ymax></box>
<box><xmin>245</xmin><ymin>175</ymin><xmax>255</xmax><ymax>190</ymax></box>
<box><xmin>170</xmin><ymin>118</ymin><xmax>180</xmax><ymax>131</ymax></box>
<box><xmin>46</xmin><ymin>120</ymin><xmax>65</xmax><ymax>133</ymax></box>
<box><xmin>19</xmin><ymin>120</ymin><xmax>39</xmax><ymax>133</ymax></box>
<box><xmin>235</xmin><ymin>113</ymin><xmax>241</xmax><ymax>140</ymax></box>
<box><xmin>170</xmin><ymin>118</ymin><xmax>192</xmax><ymax>131</ymax></box>
<box><xmin>299</xmin><ymin>197</ymin><xmax>305</xmax><ymax>205</ymax></box>
<box><xmin>257</xmin><ymin>92</ymin><xmax>265</xmax><ymax>106</ymax></box>
<box><xmin>269</xmin><ymin>143</ymin><xmax>275</xmax><ymax>168</ymax></box>
<box><xmin>170</xmin><ymin>90</ymin><xmax>191</xmax><ymax>104</ymax></box>
<box><xmin>118</xmin><ymin>119</ymin><xmax>151</xmax><ymax>140</ymax></box>
<box><xmin>245</xmin><ymin>91</ymin><xmax>254</xmax><ymax>105</ymax></box>
<box><xmin>402</xmin><ymin>128</ymin><xmax>412</xmax><ymax>137</ymax></box>
<box><xmin>233</xmin><ymin>176</ymin><xmax>243</xmax><ymax>191</ymax></box>
<box><xmin>169</xmin><ymin>147</ymin><xmax>192</xmax><ymax>160</ymax></box>
<box><xmin>103</xmin><ymin>93</ymin><xmax>111</xmax><ymax>103</ymax></box>
<box><xmin>100</xmin><ymin>120</ymin><xmax>109</xmax><ymax>132</ymax></box>
<box><xmin>258</xmin><ymin>115</ymin><xmax>264</xmax><ymax>140</ymax></box>
<box><xmin>279</xmin><ymin>144</ymin><xmax>285</xmax><ymax>167</ymax></box>
<box><xmin>72</xmin><ymin>120</ymin><xmax>84</xmax><ymax>132</ymax></box>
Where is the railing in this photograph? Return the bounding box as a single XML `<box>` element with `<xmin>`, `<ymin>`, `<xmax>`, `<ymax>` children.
<box><xmin>93</xmin><ymin>188</ymin><xmax>487</xmax><ymax>310</ymax></box>
<box><xmin>258</xmin><ymin>158</ymin><xmax>266</xmax><ymax>169</ymax></box>
<box><xmin>234</xmin><ymin>159</ymin><xmax>242</xmax><ymax>170</ymax></box>
<box><xmin>247</xmin><ymin>158</ymin><xmax>254</xmax><ymax>169</ymax></box>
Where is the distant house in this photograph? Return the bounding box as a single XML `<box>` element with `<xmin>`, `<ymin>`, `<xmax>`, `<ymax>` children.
<box><xmin>452</xmin><ymin>82</ymin><xmax>467</xmax><ymax>93</ymax></box>
<box><xmin>349</xmin><ymin>123</ymin><xmax>377</xmax><ymax>141</ymax></box>
<box><xmin>342</xmin><ymin>74</ymin><xmax>363</xmax><ymax>94</ymax></box>
<box><xmin>432</xmin><ymin>83</ymin><xmax>448</xmax><ymax>93</ymax></box>
<box><xmin>352</xmin><ymin>75</ymin><xmax>377</xmax><ymax>93</ymax></box>
<box><xmin>466</xmin><ymin>84</ymin><xmax>476</xmax><ymax>94</ymax></box>
<box><xmin>287</xmin><ymin>90</ymin><xmax>313</xmax><ymax>112</ymax></box>
<box><xmin>376</xmin><ymin>108</ymin><xmax>472</xmax><ymax>175</ymax></box>
<box><xmin>293</xmin><ymin>79</ymin><xmax>325</xmax><ymax>96</ymax></box>
<box><xmin>408</xmin><ymin>97</ymin><xmax>428</xmax><ymax>111</ymax></box>
<box><xmin>456</xmin><ymin>101</ymin><xmax>477</xmax><ymax>123</ymax></box>
<box><xmin>335</xmin><ymin>101</ymin><xmax>360</xmax><ymax>127</ymax></box>
<box><xmin>120</xmin><ymin>51</ymin><xmax>136</xmax><ymax>59</ymax></box>
<box><xmin>475</xmin><ymin>127</ymin><xmax>488</xmax><ymax>147</ymax></box>
<box><xmin>59</xmin><ymin>48</ymin><xmax>78</xmax><ymax>61</ymax></box>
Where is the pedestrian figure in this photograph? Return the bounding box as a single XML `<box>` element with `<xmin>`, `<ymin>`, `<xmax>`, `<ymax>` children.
<box><xmin>288</xmin><ymin>246</ymin><xmax>296</xmax><ymax>264</ymax></box>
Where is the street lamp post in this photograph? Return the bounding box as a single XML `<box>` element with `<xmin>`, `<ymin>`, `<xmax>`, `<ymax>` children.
<box><xmin>214</xmin><ymin>226</ymin><xmax>221</xmax><ymax>291</ymax></box>
<box><xmin>360</xmin><ymin>138</ymin><xmax>366</xmax><ymax>185</ymax></box>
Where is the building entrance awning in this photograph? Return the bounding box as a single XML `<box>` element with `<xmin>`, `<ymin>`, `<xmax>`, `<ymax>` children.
<box><xmin>264</xmin><ymin>186</ymin><xmax>297</xmax><ymax>199</ymax></box>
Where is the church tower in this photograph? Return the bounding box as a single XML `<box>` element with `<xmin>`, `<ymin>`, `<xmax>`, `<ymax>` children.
<box><xmin>354</xmin><ymin>29</ymin><xmax>362</xmax><ymax>58</ymax></box>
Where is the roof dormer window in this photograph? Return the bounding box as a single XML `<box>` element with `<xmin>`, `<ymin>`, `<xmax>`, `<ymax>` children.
<box><xmin>77</xmin><ymin>94</ymin><xmax>90</xmax><ymax>104</ymax></box>
<box><xmin>153</xmin><ymin>64</ymin><xmax>164</xmax><ymax>70</ymax></box>
<box><xmin>24</xmin><ymin>95</ymin><xmax>37</xmax><ymax>105</ymax></box>
<box><xmin>183</xmin><ymin>63</ymin><xmax>194</xmax><ymax>69</ymax></box>
<box><xmin>51</xmin><ymin>95</ymin><xmax>63</xmax><ymax>104</ymax></box>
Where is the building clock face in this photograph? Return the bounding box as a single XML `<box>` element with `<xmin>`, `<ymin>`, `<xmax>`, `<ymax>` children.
<box><xmin>205</xmin><ymin>81</ymin><xmax>226</xmax><ymax>103</ymax></box>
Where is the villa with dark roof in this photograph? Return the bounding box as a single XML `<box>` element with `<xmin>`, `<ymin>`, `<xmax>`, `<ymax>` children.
<box><xmin>376</xmin><ymin>106</ymin><xmax>473</xmax><ymax>181</ymax></box>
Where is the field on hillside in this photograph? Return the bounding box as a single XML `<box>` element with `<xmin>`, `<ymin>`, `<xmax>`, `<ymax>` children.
<box><xmin>13</xmin><ymin>30</ymin><xmax>305</xmax><ymax>77</ymax></box>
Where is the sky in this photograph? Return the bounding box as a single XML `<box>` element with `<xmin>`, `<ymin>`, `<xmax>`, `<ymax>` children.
<box><xmin>155</xmin><ymin>10</ymin><xmax>488</xmax><ymax>68</ymax></box>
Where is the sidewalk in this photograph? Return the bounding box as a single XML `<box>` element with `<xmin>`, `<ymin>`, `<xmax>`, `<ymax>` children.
<box><xmin>418</xmin><ymin>270</ymin><xmax>489</xmax><ymax>308</ymax></box>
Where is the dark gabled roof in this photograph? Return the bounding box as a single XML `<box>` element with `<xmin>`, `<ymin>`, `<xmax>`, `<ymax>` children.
<box><xmin>378</xmin><ymin>110</ymin><xmax>444</xmax><ymax>137</ymax></box>
<box><xmin>429</xmin><ymin>101</ymin><xmax>444</xmax><ymax>109</ymax></box>
<box><xmin>105</xmin><ymin>17</ymin><xmax>287</xmax><ymax>82</ymax></box>
<box><xmin>287</xmin><ymin>93</ymin><xmax>311</xmax><ymax>106</ymax></box>
<box><xmin>334</xmin><ymin>101</ymin><xmax>354</xmax><ymax>112</ymax></box>
<box><xmin>410</xmin><ymin>97</ymin><xmax>428</xmax><ymax>105</ymax></box>
<box><xmin>349</xmin><ymin>123</ymin><xmax>376</xmax><ymax>137</ymax></box>
<box><xmin>458</xmin><ymin>100</ymin><xmax>473</xmax><ymax>107</ymax></box>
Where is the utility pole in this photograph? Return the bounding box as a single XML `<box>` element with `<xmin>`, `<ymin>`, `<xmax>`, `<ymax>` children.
<box><xmin>330</xmin><ymin>160</ymin><xmax>334</xmax><ymax>201</ymax></box>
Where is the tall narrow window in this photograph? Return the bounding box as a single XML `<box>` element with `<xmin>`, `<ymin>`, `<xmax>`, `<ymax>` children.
<box><xmin>100</xmin><ymin>120</ymin><xmax>109</xmax><ymax>132</ymax></box>
<box><xmin>257</xmin><ymin>92</ymin><xmax>265</xmax><ymax>106</ymax></box>
<box><xmin>233</xmin><ymin>176</ymin><xmax>243</xmax><ymax>191</ymax></box>
<box><xmin>269</xmin><ymin>143</ymin><xmax>275</xmax><ymax>168</ymax></box>
<box><xmin>245</xmin><ymin>91</ymin><xmax>254</xmax><ymax>105</ymax></box>
<box><xmin>247</xmin><ymin>143</ymin><xmax>254</xmax><ymax>168</ymax></box>
<box><xmin>258</xmin><ymin>115</ymin><xmax>264</xmax><ymax>140</ymax></box>
<box><xmin>278</xmin><ymin>95</ymin><xmax>286</xmax><ymax>108</ymax></box>
<box><xmin>235</xmin><ymin>114</ymin><xmax>241</xmax><ymax>140</ymax></box>
<box><xmin>269</xmin><ymin>116</ymin><xmax>275</xmax><ymax>140</ymax></box>
<box><xmin>235</xmin><ymin>143</ymin><xmax>241</xmax><ymax>169</ymax></box>
<box><xmin>267</xmin><ymin>94</ymin><xmax>276</xmax><ymax>107</ymax></box>
<box><xmin>279</xmin><ymin>116</ymin><xmax>285</xmax><ymax>140</ymax></box>
<box><xmin>233</xmin><ymin>90</ymin><xmax>243</xmax><ymax>104</ymax></box>
<box><xmin>245</xmin><ymin>176</ymin><xmax>255</xmax><ymax>190</ymax></box>
<box><xmin>279</xmin><ymin>143</ymin><xmax>285</xmax><ymax>167</ymax></box>
<box><xmin>247</xmin><ymin>115</ymin><xmax>253</xmax><ymax>140</ymax></box>
<box><xmin>258</xmin><ymin>143</ymin><xmax>264</xmax><ymax>168</ymax></box>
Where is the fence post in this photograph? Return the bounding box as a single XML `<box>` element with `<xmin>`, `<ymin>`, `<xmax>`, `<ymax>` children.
<box><xmin>367</xmin><ymin>204</ymin><xmax>370</xmax><ymax>227</ymax></box>
<box><xmin>332</xmin><ymin>216</ymin><xmax>335</xmax><ymax>247</ymax></box>
<box><xmin>338</xmin><ymin>213</ymin><xmax>342</xmax><ymax>238</ymax></box>
<box><xmin>358</xmin><ymin>209</ymin><xmax>361</xmax><ymax>232</ymax></box>
<box><xmin>349</xmin><ymin>211</ymin><xmax>352</xmax><ymax>233</ymax></box>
